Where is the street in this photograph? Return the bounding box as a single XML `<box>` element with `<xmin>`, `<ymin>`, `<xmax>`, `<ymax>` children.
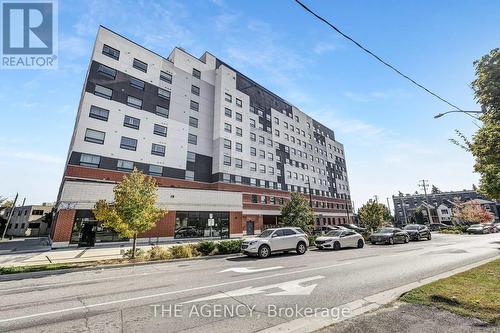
<box><xmin>0</xmin><ymin>233</ymin><xmax>498</xmax><ymax>332</ymax></box>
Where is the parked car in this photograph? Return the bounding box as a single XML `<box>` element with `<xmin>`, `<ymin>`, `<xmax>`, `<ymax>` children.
<box><xmin>495</xmin><ymin>222</ymin><xmax>500</xmax><ymax>231</ymax></box>
<box><xmin>315</xmin><ymin>229</ymin><xmax>364</xmax><ymax>250</ymax></box>
<box><xmin>338</xmin><ymin>224</ymin><xmax>366</xmax><ymax>233</ymax></box>
<box><xmin>483</xmin><ymin>223</ymin><xmax>497</xmax><ymax>233</ymax></box>
<box><xmin>403</xmin><ymin>224</ymin><xmax>432</xmax><ymax>241</ymax></box>
<box><xmin>241</xmin><ymin>227</ymin><xmax>309</xmax><ymax>258</ymax></box>
<box><xmin>174</xmin><ymin>226</ymin><xmax>199</xmax><ymax>238</ymax></box>
<box><xmin>428</xmin><ymin>223</ymin><xmax>450</xmax><ymax>231</ymax></box>
<box><xmin>312</xmin><ymin>225</ymin><xmax>340</xmax><ymax>235</ymax></box>
<box><xmin>369</xmin><ymin>227</ymin><xmax>409</xmax><ymax>245</ymax></box>
<box><xmin>466</xmin><ymin>224</ymin><xmax>490</xmax><ymax>234</ymax></box>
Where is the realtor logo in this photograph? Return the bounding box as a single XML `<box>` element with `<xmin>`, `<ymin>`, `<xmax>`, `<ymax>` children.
<box><xmin>1</xmin><ymin>0</ymin><xmax>58</xmax><ymax>69</ymax></box>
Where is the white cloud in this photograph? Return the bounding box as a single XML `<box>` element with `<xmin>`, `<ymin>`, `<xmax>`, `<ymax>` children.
<box><xmin>344</xmin><ymin>89</ymin><xmax>411</xmax><ymax>102</ymax></box>
<box><xmin>313</xmin><ymin>42</ymin><xmax>338</xmax><ymax>55</ymax></box>
<box><xmin>60</xmin><ymin>35</ymin><xmax>90</xmax><ymax>58</ymax></box>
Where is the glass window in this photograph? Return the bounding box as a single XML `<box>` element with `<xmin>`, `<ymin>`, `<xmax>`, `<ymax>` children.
<box><xmin>84</xmin><ymin>128</ymin><xmax>105</xmax><ymax>144</ymax></box>
<box><xmin>235</xmin><ymin>158</ymin><xmax>242</xmax><ymax>168</ymax></box>
<box><xmin>191</xmin><ymin>85</ymin><xmax>200</xmax><ymax>96</ymax></box>
<box><xmin>149</xmin><ymin>165</ymin><xmax>163</xmax><ymax>176</ymax></box>
<box><xmin>80</xmin><ymin>153</ymin><xmax>100</xmax><ymax>168</ymax></box>
<box><xmin>133</xmin><ymin>58</ymin><xmax>147</xmax><ymax>72</ymax></box>
<box><xmin>225</xmin><ymin>108</ymin><xmax>232</xmax><ymax>117</ymax></box>
<box><xmin>188</xmin><ymin>133</ymin><xmax>197</xmax><ymax>145</ymax></box>
<box><xmin>97</xmin><ymin>64</ymin><xmax>116</xmax><ymax>79</ymax></box>
<box><xmin>223</xmin><ymin>174</ymin><xmax>230</xmax><ymax>182</ymax></box>
<box><xmin>250</xmin><ymin>162</ymin><xmax>256</xmax><ymax>171</ymax></box>
<box><xmin>189</xmin><ymin>116</ymin><xmax>198</xmax><ymax>128</ymax></box>
<box><xmin>236</xmin><ymin>112</ymin><xmax>242</xmax><ymax>122</ymax></box>
<box><xmin>151</xmin><ymin>143</ymin><xmax>166</xmax><ymax>156</ymax></box>
<box><xmin>160</xmin><ymin>71</ymin><xmax>172</xmax><ymax>84</ymax></box>
<box><xmin>127</xmin><ymin>96</ymin><xmax>142</xmax><ymax>109</ymax></box>
<box><xmin>89</xmin><ymin>105</ymin><xmax>109</xmax><ymax>121</ymax></box>
<box><xmin>174</xmin><ymin>211</ymin><xmax>229</xmax><ymax>239</ymax></box>
<box><xmin>102</xmin><ymin>44</ymin><xmax>119</xmax><ymax>60</ymax></box>
<box><xmin>224</xmin><ymin>123</ymin><xmax>232</xmax><ymax>133</ymax></box>
<box><xmin>224</xmin><ymin>139</ymin><xmax>231</xmax><ymax>149</ymax></box>
<box><xmin>192</xmin><ymin>68</ymin><xmax>201</xmax><ymax>79</ymax></box>
<box><xmin>120</xmin><ymin>136</ymin><xmax>137</xmax><ymax>151</ymax></box>
<box><xmin>236</xmin><ymin>127</ymin><xmax>242</xmax><ymax>137</ymax></box>
<box><xmin>275</xmin><ymin>129</ymin><xmax>280</xmax><ymax>137</ymax></box>
<box><xmin>223</xmin><ymin>155</ymin><xmax>231</xmax><ymax>166</ymax></box>
<box><xmin>123</xmin><ymin>115</ymin><xmax>140</xmax><ymax>129</ymax></box>
<box><xmin>156</xmin><ymin>105</ymin><xmax>169</xmax><ymax>118</ymax></box>
<box><xmin>158</xmin><ymin>88</ymin><xmax>171</xmax><ymax>100</ymax></box>
<box><xmin>250</xmin><ymin>133</ymin><xmax>256</xmax><ymax>141</ymax></box>
<box><xmin>187</xmin><ymin>151</ymin><xmax>196</xmax><ymax>162</ymax></box>
<box><xmin>236</xmin><ymin>142</ymin><xmax>242</xmax><ymax>152</ymax></box>
<box><xmin>225</xmin><ymin>93</ymin><xmax>232</xmax><ymax>102</ymax></box>
<box><xmin>259</xmin><ymin>136</ymin><xmax>265</xmax><ymax>144</ymax></box>
<box><xmin>259</xmin><ymin>165</ymin><xmax>266</xmax><ymax>173</ymax></box>
<box><xmin>94</xmin><ymin>84</ymin><xmax>112</xmax><ymax>99</ymax></box>
<box><xmin>250</xmin><ymin>119</ymin><xmax>256</xmax><ymax>128</ymax></box>
<box><xmin>117</xmin><ymin>159</ymin><xmax>134</xmax><ymax>171</ymax></box>
<box><xmin>129</xmin><ymin>77</ymin><xmax>145</xmax><ymax>90</ymax></box>
<box><xmin>250</xmin><ymin>147</ymin><xmax>256</xmax><ymax>156</ymax></box>
<box><xmin>185</xmin><ymin>170</ymin><xmax>195</xmax><ymax>181</ymax></box>
<box><xmin>153</xmin><ymin>124</ymin><xmax>167</xmax><ymax>137</ymax></box>
<box><xmin>190</xmin><ymin>100</ymin><xmax>199</xmax><ymax>111</ymax></box>
<box><xmin>259</xmin><ymin>150</ymin><xmax>265</xmax><ymax>158</ymax></box>
<box><xmin>236</xmin><ymin>98</ymin><xmax>242</xmax><ymax>107</ymax></box>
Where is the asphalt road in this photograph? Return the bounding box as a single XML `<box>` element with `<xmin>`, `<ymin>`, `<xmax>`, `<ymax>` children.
<box><xmin>0</xmin><ymin>233</ymin><xmax>498</xmax><ymax>333</ymax></box>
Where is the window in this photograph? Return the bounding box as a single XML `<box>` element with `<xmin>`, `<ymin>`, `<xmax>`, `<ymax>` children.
<box><xmin>224</xmin><ymin>139</ymin><xmax>231</xmax><ymax>149</ymax></box>
<box><xmin>259</xmin><ymin>150</ymin><xmax>265</xmax><ymax>158</ymax></box>
<box><xmin>250</xmin><ymin>147</ymin><xmax>256</xmax><ymax>156</ymax></box>
<box><xmin>250</xmin><ymin>119</ymin><xmax>256</xmax><ymax>128</ymax></box>
<box><xmin>149</xmin><ymin>165</ymin><xmax>163</xmax><ymax>176</ymax></box>
<box><xmin>80</xmin><ymin>153</ymin><xmax>100</xmax><ymax>168</ymax></box>
<box><xmin>235</xmin><ymin>175</ymin><xmax>242</xmax><ymax>183</ymax></box>
<box><xmin>190</xmin><ymin>100</ymin><xmax>199</xmax><ymax>111</ymax></box>
<box><xmin>274</xmin><ymin>129</ymin><xmax>280</xmax><ymax>137</ymax></box>
<box><xmin>222</xmin><ymin>174</ymin><xmax>231</xmax><ymax>182</ymax></box>
<box><xmin>225</xmin><ymin>108</ymin><xmax>232</xmax><ymax>117</ymax></box>
<box><xmin>133</xmin><ymin>58</ymin><xmax>147</xmax><ymax>72</ymax></box>
<box><xmin>156</xmin><ymin>105</ymin><xmax>169</xmax><ymax>118</ymax></box>
<box><xmin>251</xmin><ymin>195</ymin><xmax>258</xmax><ymax>203</ymax></box>
<box><xmin>235</xmin><ymin>112</ymin><xmax>242</xmax><ymax>122</ymax></box>
<box><xmin>250</xmin><ymin>133</ymin><xmax>256</xmax><ymax>141</ymax></box>
<box><xmin>89</xmin><ymin>105</ymin><xmax>109</xmax><ymax>121</ymax></box>
<box><xmin>129</xmin><ymin>77</ymin><xmax>145</xmax><ymax>90</ymax></box>
<box><xmin>160</xmin><ymin>71</ymin><xmax>172</xmax><ymax>84</ymax></box>
<box><xmin>261</xmin><ymin>195</ymin><xmax>267</xmax><ymax>204</ymax></box>
<box><xmin>102</xmin><ymin>44</ymin><xmax>120</xmax><ymax>60</ymax></box>
<box><xmin>274</xmin><ymin>117</ymin><xmax>279</xmax><ymax>124</ymax></box>
<box><xmin>124</xmin><ymin>115</ymin><xmax>140</xmax><ymax>129</ymax></box>
<box><xmin>120</xmin><ymin>136</ymin><xmax>137</xmax><ymax>151</ymax></box>
<box><xmin>295</xmin><ymin>115</ymin><xmax>299</xmax><ymax>122</ymax></box>
<box><xmin>224</xmin><ymin>93</ymin><xmax>232</xmax><ymax>102</ymax></box>
<box><xmin>192</xmin><ymin>68</ymin><xmax>201</xmax><ymax>79</ymax></box>
<box><xmin>236</xmin><ymin>142</ymin><xmax>242</xmax><ymax>152</ymax></box>
<box><xmin>267</xmin><ymin>138</ymin><xmax>273</xmax><ymax>147</ymax></box>
<box><xmin>223</xmin><ymin>155</ymin><xmax>231</xmax><ymax>166</ymax></box>
<box><xmin>187</xmin><ymin>151</ymin><xmax>196</xmax><ymax>162</ymax></box>
<box><xmin>94</xmin><ymin>84</ymin><xmax>112</xmax><ymax>99</ymax></box>
<box><xmin>224</xmin><ymin>123</ymin><xmax>232</xmax><ymax>133</ymax></box>
<box><xmin>158</xmin><ymin>88</ymin><xmax>171</xmax><ymax>100</ymax></box>
<box><xmin>250</xmin><ymin>178</ymin><xmax>256</xmax><ymax>186</ymax></box>
<box><xmin>235</xmin><ymin>158</ymin><xmax>242</xmax><ymax>168</ymax></box>
<box><xmin>259</xmin><ymin>165</ymin><xmax>266</xmax><ymax>173</ymax></box>
<box><xmin>191</xmin><ymin>85</ymin><xmax>200</xmax><ymax>96</ymax></box>
<box><xmin>117</xmin><ymin>159</ymin><xmax>134</xmax><ymax>171</ymax></box>
<box><xmin>268</xmin><ymin>152</ymin><xmax>274</xmax><ymax>161</ymax></box>
<box><xmin>250</xmin><ymin>162</ymin><xmax>257</xmax><ymax>171</ymax></box>
<box><xmin>236</xmin><ymin>98</ymin><xmax>242</xmax><ymax>107</ymax></box>
<box><xmin>189</xmin><ymin>116</ymin><xmax>198</xmax><ymax>128</ymax></box>
<box><xmin>236</xmin><ymin>127</ymin><xmax>242</xmax><ymax>137</ymax></box>
<box><xmin>153</xmin><ymin>124</ymin><xmax>167</xmax><ymax>137</ymax></box>
<box><xmin>259</xmin><ymin>136</ymin><xmax>265</xmax><ymax>144</ymax></box>
<box><xmin>127</xmin><ymin>96</ymin><xmax>142</xmax><ymax>109</ymax></box>
<box><xmin>185</xmin><ymin>170</ymin><xmax>195</xmax><ymax>181</ymax></box>
<box><xmin>97</xmin><ymin>64</ymin><xmax>116</xmax><ymax>79</ymax></box>
<box><xmin>84</xmin><ymin>129</ymin><xmax>105</xmax><ymax>144</ymax></box>
<box><xmin>151</xmin><ymin>143</ymin><xmax>166</xmax><ymax>156</ymax></box>
<box><xmin>188</xmin><ymin>133</ymin><xmax>197</xmax><ymax>145</ymax></box>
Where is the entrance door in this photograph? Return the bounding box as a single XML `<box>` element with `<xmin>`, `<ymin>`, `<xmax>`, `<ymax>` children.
<box><xmin>246</xmin><ymin>221</ymin><xmax>255</xmax><ymax>236</ymax></box>
<box><xmin>79</xmin><ymin>222</ymin><xmax>96</xmax><ymax>247</ymax></box>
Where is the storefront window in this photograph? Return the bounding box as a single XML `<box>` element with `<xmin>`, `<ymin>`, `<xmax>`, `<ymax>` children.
<box><xmin>70</xmin><ymin>210</ymin><xmax>127</xmax><ymax>246</ymax></box>
<box><xmin>175</xmin><ymin>211</ymin><xmax>229</xmax><ymax>239</ymax></box>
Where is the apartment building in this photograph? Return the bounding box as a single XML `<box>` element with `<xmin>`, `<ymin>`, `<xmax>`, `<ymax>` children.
<box><xmin>4</xmin><ymin>203</ymin><xmax>54</xmax><ymax>237</ymax></box>
<box><xmin>51</xmin><ymin>26</ymin><xmax>352</xmax><ymax>248</ymax></box>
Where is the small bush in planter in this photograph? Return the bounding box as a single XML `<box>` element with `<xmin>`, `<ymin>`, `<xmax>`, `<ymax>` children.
<box><xmin>147</xmin><ymin>245</ymin><xmax>172</xmax><ymax>260</ymax></box>
<box><xmin>197</xmin><ymin>241</ymin><xmax>216</xmax><ymax>255</ymax></box>
<box><xmin>169</xmin><ymin>245</ymin><xmax>193</xmax><ymax>258</ymax></box>
<box><xmin>216</xmin><ymin>240</ymin><xmax>242</xmax><ymax>254</ymax></box>
<box><xmin>122</xmin><ymin>248</ymin><xmax>145</xmax><ymax>260</ymax></box>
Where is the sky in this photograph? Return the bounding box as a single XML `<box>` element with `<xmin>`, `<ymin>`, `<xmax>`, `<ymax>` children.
<box><xmin>1</xmin><ymin>0</ymin><xmax>499</xmax><ymax>212</ymax></box>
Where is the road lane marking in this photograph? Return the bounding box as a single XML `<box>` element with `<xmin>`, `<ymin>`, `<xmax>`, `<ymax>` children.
<box><xmin>219</xmin><ymin>266</ymin><xmax>283</xmax><ymax>273</ymax></box>
<box><xmin>0</xmin><ymin>262</ymin><xmax>352</xmax><ymax>324</ymax></box>
<box><xmin>184</xmin><ymin>275</ymin><xmax>324</xmax><ymax>303</ymax></box>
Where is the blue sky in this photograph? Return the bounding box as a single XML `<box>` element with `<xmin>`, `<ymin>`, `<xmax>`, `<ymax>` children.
<box><xmin>1</xmin><ymin>0</ymin><xmax>499</xmax><ymax>210</ymax></box>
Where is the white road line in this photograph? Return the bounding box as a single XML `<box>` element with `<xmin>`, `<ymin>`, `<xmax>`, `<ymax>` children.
<box><xmin>0</xmin><ymin>262</ymin><xmax>352</xmax><ymax>324</ymax></box>
<box><xmin>219</xmin><ymin>266</ymin><xmax>283</xmax><ymax>273</ymax></box>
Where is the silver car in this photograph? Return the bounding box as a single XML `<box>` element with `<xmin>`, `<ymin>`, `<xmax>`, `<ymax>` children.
<box><xmin>241</xmin><ymin>227</ymin><xmax>309</xmax><ymax>258</ymax></box>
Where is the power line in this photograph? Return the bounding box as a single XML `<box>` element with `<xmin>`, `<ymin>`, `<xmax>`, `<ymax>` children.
<box><xmin>293</xmin><ymin>0</ymin><xmax>464</xmax><ymax>111</ymax></box>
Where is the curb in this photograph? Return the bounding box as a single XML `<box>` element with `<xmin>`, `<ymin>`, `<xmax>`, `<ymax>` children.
<box><xmin>257</xmin><ymin>255</ymin><xmax>499</xmax><ymax>333</ymax></box>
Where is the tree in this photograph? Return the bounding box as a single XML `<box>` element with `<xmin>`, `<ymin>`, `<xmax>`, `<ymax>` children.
<box><xmin>431</xmin><ymin>185</ymin><xmax>441</xmax><ymax>194</ymax></box>
<box><xmin>358</xmin><ymin>199</ymin><xmax>386</xmax><ymax>233</ymax></box>
<box><xmin>452</xmin><ymin>48</ymin><xmax>500</xmax><ymax>199</ymax></box>
<box><xmin>280</xmin><ymin>192</ymin><xmax>314</xmax><ymax>231</ymax></box>
<box><xmin>452</xmin><ymin>200</ymin><xmax>493</xmax><ymax>225</ymax></box>
<box><xmin>93</xmin><ymin>168</ymin><xmax>166</xmax><ymax>258</ymax></box>
<box><xmin>413</xmin><ymin>207</ymin><xmax>425</xmax><ymax>224</ymax></box>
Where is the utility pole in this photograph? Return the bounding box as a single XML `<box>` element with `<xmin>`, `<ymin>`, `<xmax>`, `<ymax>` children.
<box><xmin>373</xmin><ymin>195</ymin><xmax>379</xmax><ymax>203</ymax></box>
<box><xmin>418</xmin><ymin>180</ymin><xmax>432</xmax><ymax>224</ymax></box>
<box><xmin>1</xmin><ymin>193</ymin><xmax>18</xmax><ymax>240</ymax></box>
<box><xmin>345</xmin><ymin>200</ymin><xmax>350</xmax><ymax>224</ymax></box>
<box><xmin>400</xmin><ymin>197</ymin><xmax>408</xmax><ymax>225</ymax></box>
<box><xmin>386</xmin><ymin>197</ymin><xmax>391</xmax><ymax>214</ymax></box>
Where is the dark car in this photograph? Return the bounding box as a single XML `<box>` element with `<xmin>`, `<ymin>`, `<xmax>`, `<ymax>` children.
<box><xmin>466</xmin><ymin>224</ymin><xmax>489</xmax><ymax>234</ymax></box>
<box><xmin>428</xmin><ymin>223</ymin><xmax>449</xmax><ymax>231</ymax></box>
<box><xmin>369</xmin><ymin>227</ymin><xmax>409</xmax><ymax>245</ymax></box>
<box><xmin>174</xmin><ymin>226</ymin><xmax>199</xmax><ymax>238</ymax></box>
<box><xmin>312</xmin><ymin>225</ymin><xmax>340</xmax><ymax>236</ymax></box>
<box><xmin>339</xmin><ymin>224</ymin><xmax>366</xmax><ymax>233</ymax></box>
<box><xmin>403</xmin><ymin>224</ymin><xmax>432</xmax><ymax>241</ymax></box>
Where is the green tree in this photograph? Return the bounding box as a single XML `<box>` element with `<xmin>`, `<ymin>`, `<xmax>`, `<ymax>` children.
<box><xmin>280</xmin><ymin>192</ymin><xmax>314</xmax><ymax>232</ymax></box>
<box><xmin>413</xmin><ymin>207</ymin><xmax>425</xmax><ymax>224</ymax></box>
<box><xmin>93</xmin><ymin>168</ymin><xmax>166</xmax><ymax>258</ymax></box>
<box><xmin>358</xmin><ymin>199</ymin><xmax>386</xmax><ymax>233</ymax></box>
<box><xmin>431</xmin><ymin>185</ymin><xmax>441</xmax><ymax>194</ymax></box>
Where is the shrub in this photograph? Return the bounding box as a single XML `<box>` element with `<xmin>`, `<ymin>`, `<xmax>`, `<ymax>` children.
<box><xmin>188</xmin><ymin>243</ymin><xmax>201</xmax><ymax>257</ymax></box>
<box><xmin>216</xmin><ymin>240</ymin><xmax>242</xmax><ymax>254</ymax></box>
<box><xmin>169</xmin><ymin>245</ymin><xmax>193</xmax><ymax>259</ymax></box>
<box><xmin>308</xmin><ymin>235</ymin><xmax>316</xmax><ymax>246</ymax></box>
<box><xmin>122</xmin><ymin>248</ymin><xmax>145</xmax><ymax>260</ymax></box>
<box><xmin>197</xmin><ymin>241</ymin><xmax>216</xmax><ymax>256</ymax></box>
<box><xmin>147</xmin><ymin>245</ymin><xmax>172</xmax><ymax>261</ymax></box>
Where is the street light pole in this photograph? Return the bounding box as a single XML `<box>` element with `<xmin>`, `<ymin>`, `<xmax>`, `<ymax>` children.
<box><xmin>434</xmin><ymin>110</ymin><xmax>484</xmax><ymax>120</ymax></box>
<box><xmin>1</xmin><ymin>193</ymin><xmax>18</xmax><ymax>240</ymax></box>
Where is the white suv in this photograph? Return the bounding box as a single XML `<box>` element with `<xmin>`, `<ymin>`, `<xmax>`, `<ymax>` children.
<box><xmin>241</xmin><ymin>227</ymin><xmax>309</xmax><ymax>258</ymax></box>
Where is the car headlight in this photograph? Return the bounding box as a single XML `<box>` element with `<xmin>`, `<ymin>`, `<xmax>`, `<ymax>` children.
<box><xmin>248</xmin><ymin>241</ymin><xmax>257</xmax><ymax>245</ymax></box>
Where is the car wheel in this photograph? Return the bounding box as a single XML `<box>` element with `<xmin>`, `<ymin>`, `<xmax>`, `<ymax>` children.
<box><xmin>404</xmin><ymin>236</ymin><xmax>409</xmax><ymax>243</ymax></box>
<box><xmin>333</xmin><ymin>241</ymin><xmax>341</xmax><ymax>251</ymax></box>
<box><xmin>296</xmin><ymin>241</ymin><xmax>307</xmax><ymax>255</ymax></box>
<box><xmin>357</xmin><ymin>239</ymin><xmax>364</xmax><ymax>248</ymax></box>
<box><xmin>427</xmin><ymin>233</ymin><xmax>432</xmax><ymax>240</ymax></box>
<box><xmin>258</xmin><ymin>245</ymin><xmax>271</xmax><ymax>258</ymax></box>
<box><xmin>416</xmin><ymin>234</ymin><xmax>421</xmax><ymax>241</ymax></box>
<box><xmin>388</xmin><ymin>237</ymin><xmax>394</xmax><ymax>245</ymax></box>
<box><xmin>371</xmin><ymin>241</ymin><xmax>376</xmax><ymax>245</ymax></box>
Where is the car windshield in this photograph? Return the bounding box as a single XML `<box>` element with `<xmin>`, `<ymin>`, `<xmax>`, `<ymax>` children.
<box><xmin>325</xmin><ymin>230</ymin><xmax>343</xmax><ymax>237</ymax></box>
<box><xmin>404</xmin><ymin>225</ymin><xmax>419</xmax><ymax>230</ymax></box>
<box><xmin>379</xmin><ymin>228</ymin><xmax>394</xmax><ymax>233</ymax></box>
<box><xmin>258</xmin><ymin>229</ymin><xmax>275</xmax><ymax>238</ymax></box>
<box><xmin>470</xmin><ymin>224</ymin><xmax>482</xmax><ymax>228</ymax></box>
